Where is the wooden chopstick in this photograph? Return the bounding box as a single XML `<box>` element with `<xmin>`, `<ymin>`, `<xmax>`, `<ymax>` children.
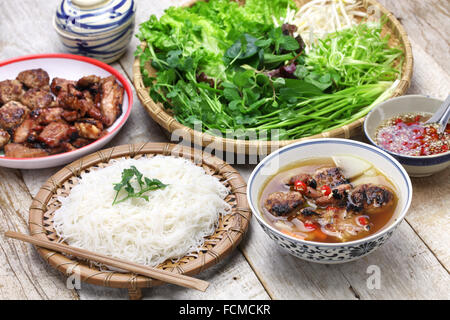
<box><xmin>4</xmin><ymin>231</ymin><xmax>209</xmax><ymax>292</ymax></box>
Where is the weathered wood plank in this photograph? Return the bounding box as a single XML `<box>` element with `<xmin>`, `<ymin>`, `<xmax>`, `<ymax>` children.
<box><xmin>240</xmin><ymin>214</ymin><xmax>450</xmax><ymax>300</ymax></box>
<box><xmin>407</xmin><ymin>171</ymin><xmax>450</xmax><ymax>270</ymax></box>
<box><xmin>0</xmin><ymin>168</ymin><xmax>78</xmax><ymax>300</ymax></box>
<box><xmin>407</xmin><ymin>40</ymin><xmax>450</xmax><ymax>99</ymax></box>
<box><xmin>378</xmin><ymin>0</ymin><xmax>450</xmax><ymax>72</ymax></box>
<box><xmin>79</xmin><ymin>251</ymin><xmax>270</xmax><ymax>300</ymax></box>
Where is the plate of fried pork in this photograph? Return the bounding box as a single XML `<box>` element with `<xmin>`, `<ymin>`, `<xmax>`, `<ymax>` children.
<box><xmin>0</xmin><ymin>54</ymin><xmax>132</xmax><ymax>169</ymax></box>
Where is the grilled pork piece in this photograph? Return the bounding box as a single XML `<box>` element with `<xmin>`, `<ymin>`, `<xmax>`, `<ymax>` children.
<box><xmin>13</xmin><ymin>119</ymin><xmax>43</xmax><ymax>143</ymax></box>
<box><xmin>348</xmin><ymin>184</ymin><xmax>394</xmax><ymax>214</ymax></box>
<box><xmin>100</xmin><ymin>76</ymin><xmax>123</xmax><ymax>126</ymax></box>
<box><xmin>0</xmin><ymin>129</ymin><xmax>10</xmax><ymax>148</ymax></box>
<box><xmin>0</xmin><ymin>79</ymin><xmax>24</xmax><ymax>105</ymax></box>
<box><xmin>0</xmin><ymin>101</ymin><xmax>30</xmax><ymax>129</ymax></box>
<box><xmin>38</xmin><ymin>122</ymin><xmax>75</xmax><ymax>147</ymax></box>
<box><xmin>289</xmin><ymin>167</ymin><xmax>352</xmax><ymax>207</ymax></box>
<box><xmin>57</xmin><ymin>84</ymin><xmax>101</xmax><ymax>120</ymax></box>
<box><xmin>313</xmin><ymin>167</ymin><xmax>350</xmax><ymax>188</ymax></box>
<box><xmin>288</xmin><ymin>173</ymin><xmax>322</xmax><ymax>197</ymax></box>
<box><xmin>74</xmin><ymin>118</ymin><xmax>104</xmax><ymax>140</ymax></box>
<box><xmin>30</xmin><ymin>107</ymin><xmax>64</xmax><ymax>125</ymax></box>
<box><xmin>265</xmin><ymin>191</ymin><xmax>305</xmax><ymax>216</ymax></box>
<box><xmin>47</xmin><ymin>141</ymin><xmax>77</xmax><ymax>154</ymax></box>
<box><xmin>20</xmin><ymin>88</ymin><xmax>54</xmax><ymax>110</ymax></box>
<box><xmin>314</xmin><ymin>183</ymin><xmax>352</xmax><ymax>207</ymax></box>
<box><xmin>71</xmin><ymin>137</ymin><xmax>93</xmax><ymax>148</ymax></box>
<box><xmin>76</xmin><ymin>75</ymin><xmax>101</xmax><ymax>89</ymax></box>
<box><xmin>16</xmin><ymin>68</ymin><xmax>50</xmax><ymax>90</ymax></box>
<box><xmin>4</xmin><ymin>143</ymin><xmax>48</xmax><ymax>158</ymax></box>
<box><xmin>50</xmin><ymin>77</ymin><xmax>76</xmax><ymax>96</ymax></box>
<box><xmin>61</xmin><ymin>110</ymin><xmax>79</xmax><ymax>122</ymax></box>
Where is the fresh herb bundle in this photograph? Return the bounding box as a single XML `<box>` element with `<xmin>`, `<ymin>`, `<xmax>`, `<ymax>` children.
<box><xmin>112</xmin><ymin>166</ymin><xmax>168</xmax><ymax>205</ymax></box>
<box><xmin>136</xmin><ymin>0</ymin><xmax>403</xmax><ymax>140</ymax></box>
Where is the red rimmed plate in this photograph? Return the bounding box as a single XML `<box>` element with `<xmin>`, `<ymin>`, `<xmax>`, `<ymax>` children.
<box><xmin>0</xmin><ymin>54</ymin><xmax>132</xmax><ymax>169</ymax></box>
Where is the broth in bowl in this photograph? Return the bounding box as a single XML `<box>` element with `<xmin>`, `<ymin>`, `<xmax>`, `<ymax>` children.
<box><xmin>259</xmin><ymin>156</ymin><xmax>398</xmax><ymax>243</ymax></box>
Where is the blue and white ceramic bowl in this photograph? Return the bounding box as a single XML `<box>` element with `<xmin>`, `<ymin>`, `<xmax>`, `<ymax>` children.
<box><xmin>247</xmin><ymin>139</ymin><xmax>412</xmax><ymax>264</ymax></box>
<box><xmin>53</xmin><ymin>0</ymin><xmax>136</xmax><ymax>63</ymax></box>
<box><xmin>364</xmin><ymin>95</ymin><xmax>450</xmax><ymax>177</ymax></box>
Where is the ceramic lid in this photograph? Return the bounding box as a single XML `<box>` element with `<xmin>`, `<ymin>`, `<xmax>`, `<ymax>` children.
<box><xmin>55</xmin><ymin>0</ymin><xmax>135</xmax><ymax>36</ymax></box>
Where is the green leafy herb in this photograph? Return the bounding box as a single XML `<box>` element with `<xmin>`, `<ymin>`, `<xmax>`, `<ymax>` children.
<box><xmin>136</xmin><ymin>0</ymin><xmax>403</xmax><ymax>140</ymax></box>
<box><xmin>112</xmin><ymin>166</ymin><xmax>168</xmax><ymax>205</ymax></box>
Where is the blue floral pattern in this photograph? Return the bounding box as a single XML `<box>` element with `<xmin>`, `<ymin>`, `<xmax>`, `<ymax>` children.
<box><xmin>258</xmin><ymin>220</ymin><xmax>397</xmax><ymax>263</ymax></box>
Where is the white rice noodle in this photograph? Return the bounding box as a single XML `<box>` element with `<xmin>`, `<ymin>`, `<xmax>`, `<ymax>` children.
<box><xmin>53</xmin><ymin>156</ymin><xmax>231</xmax><ymax>267</ymax></box>
<box><xmin>278</xmin><ymin>0</ymin><xmax>368</xmax><ymax>49</ymax></box>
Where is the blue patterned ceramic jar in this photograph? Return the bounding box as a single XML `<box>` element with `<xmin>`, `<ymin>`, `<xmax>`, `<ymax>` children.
<box><xmin>53</xmin><ymin>0</ymin><xmax>136</xmax><ymax>63</ymax></box>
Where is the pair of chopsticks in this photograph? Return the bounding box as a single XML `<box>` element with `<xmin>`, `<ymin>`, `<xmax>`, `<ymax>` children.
<box><xmin>4</xmin><ymin>231</ymin><xmax>209</xmax><ymax>292</ymax></box>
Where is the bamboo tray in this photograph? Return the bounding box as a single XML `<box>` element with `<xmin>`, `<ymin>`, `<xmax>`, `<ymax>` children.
<box><xmin>133</xmin><ymin>0</ymin><xmax>413</xmax><ymax>155</ymax></box>
<box><xmin>28</xmin><ymin>143</ymin><xmax>251</xmax><ymax>299</ymax></box>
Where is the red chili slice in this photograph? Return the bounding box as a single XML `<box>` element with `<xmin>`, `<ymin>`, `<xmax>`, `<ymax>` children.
<box><xmin>358</xmin><ymin>217</ymin><xmax>369</xmax><ymax>226</ymax></box>
<box><xmin>304</xmin><ymin>222</ymin><xmax>317</xmax><ymax>230</ymax></box>
<box><xmin>320</xmin><ymin>185</ymin><xmax>331</xmax><ymax>196</ymax></box>
<box><xmin>294</xmin><ymin>180</ymin><xmax>307</xmax><ymax>193</ymax></box>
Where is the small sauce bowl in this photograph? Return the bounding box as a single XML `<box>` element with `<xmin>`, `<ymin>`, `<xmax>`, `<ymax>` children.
<box><xmin>364</xmin><ymin>95</ymin><xmax>450</xmax><ymax>177</ymax></box>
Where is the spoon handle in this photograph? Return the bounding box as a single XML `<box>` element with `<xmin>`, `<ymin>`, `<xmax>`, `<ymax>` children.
<box><xmin>437</xmin><ymin>101</ymin><xmax>450</xmax><ymax>134</ymax></box>
<box><xmin>426</xmin><ymin>94</ymin><xmax>450</xmax><ymax>124</ymax></box>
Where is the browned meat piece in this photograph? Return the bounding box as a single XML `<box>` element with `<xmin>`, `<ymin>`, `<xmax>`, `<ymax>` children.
<box><xmin>50</xmin><ymin>77</ymin><xmax>76</xmax><ymax>96</ymax></box>
<box><xmin>288</xmin><ymin>173</ymin><xmax>312</xmax><ymax>185</ymax></box>
<box><xmin>47</xmin><ymin>142</ymin><xmax>77</xmax><ymax>154</ymax></box>
<box><xmin>61</xmin><ymin>110</ymin><xmax>79</xmax><ymax>122</ymax></box>
<box><xmin>0</xmin><ymin>129</ymin><xmax>10</xmax><ymax>148</ymax></box>
<box><xmin>57</xmin><ymin>84</ymin><xmax>98</xmax><ymax>119</ymax></box>
<box><xmin>13</xmin><ymin>119</ymin><xmax>43</xmax><ymax>143</ymax></box>
<box><xmin>264</xmin><ymin>191</ymin><xmax>305</xmax><ymax>216</ymax></box>
<box><xmin>315</xmin><ymin>183</ymin><xmax>352</xmax><ymax>207</ymax></box>
<box><xmin>38</xmin><ymin>122</ymin><xmax>75</xmax><ymax>147</ymax></box>
<box><xmin>4</xmin><ymin>143</ymin><xmax>48</xmax><ymax>158</ymax></box>
<box><xmin>30</xmin><ymin>107</ymin><xmax>64</xmax><ymax>125</ymax></box>
<box><xmin>20</xmin><ymin>88</ymin><xmax>54</xmax><ymax>110</ymax></box>
<box><xmin>77</xmin><ymin>75</ymin><xmax>101</xmax><ymax>89</ymax></box>
<box><xmin>86</xmin><ymin>105</ymin><xmax>103</xmax><ymax>121</ymax></box>
<box><xmin>288</xmin><ymin>173</ymin><xmax>322</xmax><ymax>197</ymax></box>
<box><xmin>0</xmin><ymin>101</ymin><xmax>29</xmax><ymax>129</ymax></box>
<box><xmin>16</xmin><ymin>68</ymin><xmax>50</xmax><ymax>90</ymax></box>
<box><xmin>0</xmin><ymin>79</ymin><xmax>24</xmax><ymax>105</ymax></box>
<box><xmin>313</xmin><ymin>167</ymin><xmax>349</xmax><ymax>188</ymax></box>
<box><xmin>74</xmin><ymin>118</ymin><xmax>104</xmax><ymax>140</ymax></box>
<box><xmin>348</xmin><ymin>184</ymin><xmax>395</xmax><ymax>214</ymax></box>
<box><xmin>80</xmin><ymin>89</ymin><xmax>103</xmax><ymax>121</ymax></box>
<box><xmin>299</xmin><ymin>207</ymin><xmax>321</xmax><ymax>217</ymax></box>
<box><xmin>72</xmin><ymin>137</ymin><xmax>93</xmax><ymax>148</ymax></box>
<box><xmin>100</xmin><ymin>76</ymin><xmax>123</xmax><ymax>126</ymax></box>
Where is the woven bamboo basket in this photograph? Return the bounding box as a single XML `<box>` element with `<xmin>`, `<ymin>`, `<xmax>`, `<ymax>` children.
<box><xmin>133</xmin><ymin>0</ymin><xmax>413</xmax><ymax>155</ymax></box>
<box><xmin>28</xmin><ymin>143</ymin><xmax>251</xmax><ymax>299</ymax></box>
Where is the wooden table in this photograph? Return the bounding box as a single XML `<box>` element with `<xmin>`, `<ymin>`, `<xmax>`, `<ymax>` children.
<box><xmin>0</xmin><ymin>0</ymin><xmax>449</xmax><ymax>300</ymax></box>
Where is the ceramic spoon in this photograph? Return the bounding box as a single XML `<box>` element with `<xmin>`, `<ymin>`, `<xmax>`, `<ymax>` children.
<box><xmin>425</xmin><ymin>94</ymin><xmax>450</xmax><ymax>134</ymax></box>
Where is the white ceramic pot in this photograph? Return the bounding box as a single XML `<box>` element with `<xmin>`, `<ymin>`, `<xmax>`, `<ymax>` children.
<box><xmin>53</xmin><ymin>0</ymin><xmax>136</xmax><ymax>63</ymax></box>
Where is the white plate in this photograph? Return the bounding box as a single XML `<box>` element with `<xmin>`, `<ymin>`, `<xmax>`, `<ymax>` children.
<box><xmin>0</xmin><ymin>54</ymin><xmax>132</xmax><ymax>169</ymax></box>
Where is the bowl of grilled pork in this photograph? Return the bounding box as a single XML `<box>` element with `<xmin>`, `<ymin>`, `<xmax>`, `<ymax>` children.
<box><xmin>0</xmin><ymin>54</ymin><xmax>132</xmax><ymax>169</ymax></box>
<box><xmin>247</xmin><ymin>138</ymin><xmax>412</xmax><ymax>264</ymax></box>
